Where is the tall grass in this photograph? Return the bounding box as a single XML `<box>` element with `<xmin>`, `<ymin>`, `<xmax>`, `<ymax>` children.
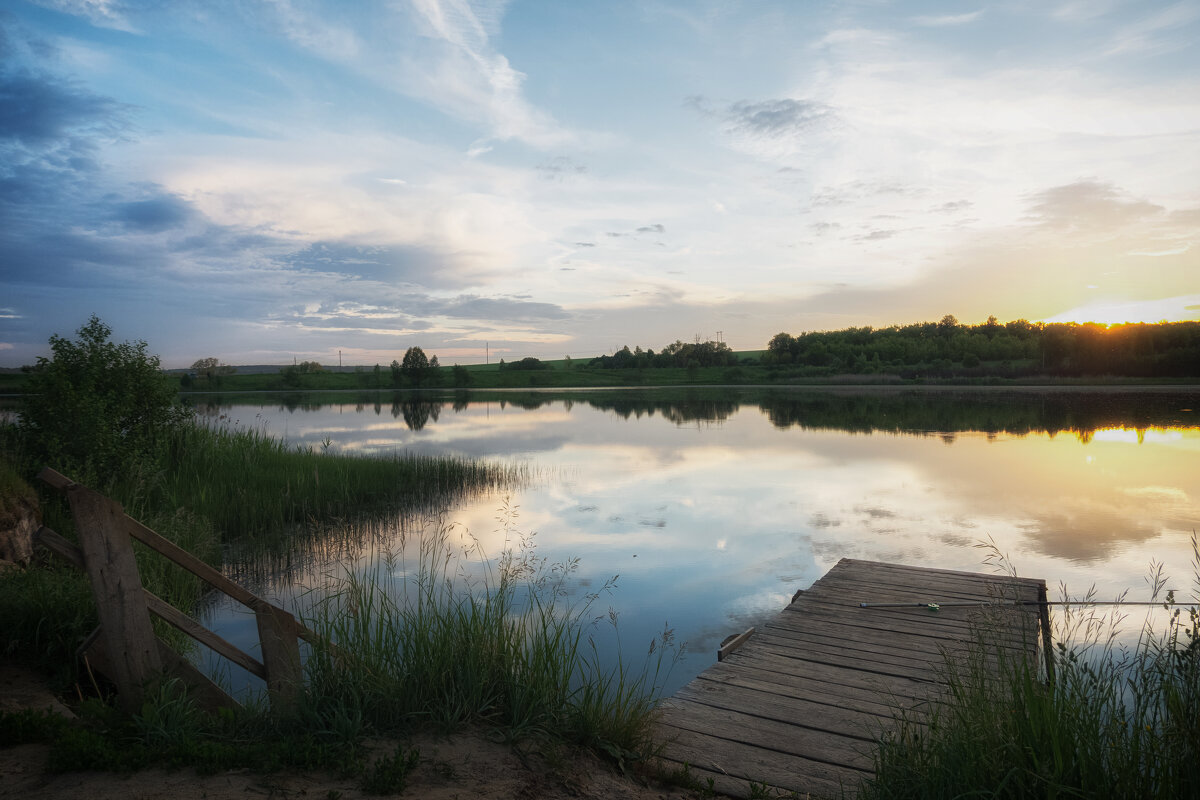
<box><xmin>862</xmin><ymin>537</ymin><xmax>1200</xmax><ymax>799</ymax></box>
<box><xmin>146</xmin><ymin>422</ymin><xmax>526</xmax><ymax>542</ymax></box>
<box><xmin>301</xmin><ymin>504</ymin><xmax>678</xmax><ymax>758</ymax></box>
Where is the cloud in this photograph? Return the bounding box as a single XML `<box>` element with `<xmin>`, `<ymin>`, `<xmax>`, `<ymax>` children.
<box><xmin>0</xmin><ymin>67</ymin><xmax>124</xmax><ymax>147</ymax></box>
<box><xmin>113</xmin><ymin>194</ymin><xmax>195</xmax><ymax>232</ymax></box>
<box><xmin>1024</xmin><ymin>181</ymin><xmax>1163</xmax><ymax>232</ymax></box>
<box><xmin>912</xmin><ymin>10</ymin><xmax>984</xmax><ymax>27</ymax></box>
<box><xmin>690</xmin><ymin>95</ymin><xmax>839</xmax><ymax>163</ymax></box>
<box><xmin>932</xmin><ymin>200</ymin><xmax>972</xmax><ymax>214</ymax></box>
<box><xmin>536</xmin><ymin>156</ymin><xmax>587</xmax><ymax>181</ymax></box>
<box><xmin>436</xmin><ymin>294</ymin><xmax>570</xmax><ymax>322</ymax></box>
<box><xmin>263</xmin><ymin>0</ymin><xmax>361</xmax><ymax>61</ymax></box>
<box><xmin>1104</xmin><ymin>2</ymin><xmax>1200</xmax><ymax>57</ymax></box>
<box><xmin>855</xmin><ymin>229</ymin><xmax>897</xmax><ymax>242</ymax></box>
<box><xmin>724</xmin><ymin>98</ymin><xmax>836</xmax><ymax>138</ymax></box>
<box><xmin>282</xmin><ymin>241</ymin><xmax>472</xmax><ymax>289</ymax></box>
<box><xmin>636</xmin><ymin>224</ymin><xmax>665</xmax><ymax>234</ymax></box>
<box><xmin>30</xmin><ymin>0</ymin><xmax>138</xmax><ymax>32</ymax></box>
<box><xmin>403</xmin><ymin>0</ymin><xmax>570</xmax><ymax>147</ymax></box>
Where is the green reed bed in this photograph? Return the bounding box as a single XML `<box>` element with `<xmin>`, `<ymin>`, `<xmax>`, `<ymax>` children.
<box><xmin>150</xmin><ymin>423</ymin><xmax>526</xmax><ymax>542</ymax></box>
<box><xmin>861</xmin><ymin>541</ymin><xmax>1200</xmax><ymax>800</ymax></box>
<box><xmin>300</xmin><ymin>509</ymin><xmax>677</xmax><ymax>759</ymax></box>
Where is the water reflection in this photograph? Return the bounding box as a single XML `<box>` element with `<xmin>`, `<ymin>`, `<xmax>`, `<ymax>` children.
<box><xmin>190</xmin><ymin>387</ymin><xmax>1200</xmax><ymax>696</ymax></box>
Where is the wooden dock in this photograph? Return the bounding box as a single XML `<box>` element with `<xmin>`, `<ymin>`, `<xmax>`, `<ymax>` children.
<box><xmin>655</xmin><ymin>559</ymin><xmax>1047</xmax><ymax>798</ymax></box>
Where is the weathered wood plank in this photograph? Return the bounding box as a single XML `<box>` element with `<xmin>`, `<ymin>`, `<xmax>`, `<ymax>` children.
<box><xmin>125</xmin><ymin>514</ymin><xmax>264</xmax><ymax>608</ymax></box>
<box><xmin>673</xmin><ymin>681</ymin><xmax>886</xmax><ymax>744</ymax></box>
<box><xmin>659</xmin><ymin>725</ymin><xmax>869</xmax><ymax>799</ymax></box>
<box><xmin>143</xmin><ymin>591</ymin><xmax>268</xmax><ymax>680</ymax></box>
<box><xmin>660</xmin><ymin>697</ymin><xmax>876</xmax><ymax>769</ymax></box>
<box><xmin>67</xmin><ymin>485</ymin><xmax>162</xmax><ymax>713</ymax></box>
<box><xmin>691</xmin><ymin>667</ymin><xmax>916</xmax><ymax>720</ymax></box>
<box><xmin>776</xmin><ymin>602</ymin><xmax>1038</xmax><ymax>647</ymax></box>
<box><xmin>256</xmin><ymin>602</ymin><xmax>304</xmax><ymax>716</ymax></box>
<box><xmin>838</xmin><ymin>558</ymin><xmax>1044</xmax><ymax>588</ymax></box>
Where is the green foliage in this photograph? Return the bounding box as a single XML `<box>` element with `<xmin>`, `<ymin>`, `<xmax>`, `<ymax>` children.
<box><xmin>150</xmin><ymin>423</ymin><xmax>523</xmax><ymax>542</ymax></box>
<box><xmin>190</xmin><ymin>357</ymin><xmax>236</xmax><ymax>388</ymax></box>
<box><xmin>589</xmin><ymin>339</ymin><xmax>736</xmax><ymax>370</ymax></box>
<box><xmin>764</xmin><ymin>318</ymin><xmax>1200</xmax><ymax>378</ymax></box>
<box><xmin>499</xmin><ymin>356</ymin><xmax>551</xmax><ymax>371</ymax></box>
<box><xmin>0</xmin><ymin>708</ymin><xmax>70</xmax><ymax>746</ymax></box>
<box><xmin>19</xmin><ymin>315</ymin><xmax>183</xmax><ymax>482</ymax></box>
<box><xmin>41</xmin><ymin>689</ymin><xmax>364</xmax><ymax>777</ymax></box>
<box><xmin>361</xmin><ymin>745</ymin><xmax>420</xmax><ymax>794</ymax></box>
<box><xmin>401</xmin><ymin>346</ymin><xmax>431</xmax><ymax>384</ymax></box>
<box><xmin>0</xmin><ymin>454</ymin><xmax>37</xmax><ymax>530</ymax></box>
<box><xmin>0</xmin><ymin>563</ymin><xmax>97</xmax><ymax>675</ymax></box>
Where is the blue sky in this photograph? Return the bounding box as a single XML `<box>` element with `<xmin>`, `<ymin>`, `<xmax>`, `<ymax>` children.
<box><xmin>2</xmin><ymin>0</ymin><xmax>1198</xmax><ymax>368</ymax></box>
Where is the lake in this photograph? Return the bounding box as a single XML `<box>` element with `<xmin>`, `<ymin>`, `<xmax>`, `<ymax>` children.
<box><xmin>188</xmin><ymin>386</ymin><xmax>1200</xmax><ymax>696</ymax></box>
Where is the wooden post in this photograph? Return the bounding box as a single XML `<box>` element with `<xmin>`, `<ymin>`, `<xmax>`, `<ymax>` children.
<box><xmin>67</xmin><ymin>485</ymin><xmax>162</xmax><ymax>712</ymax></box>
<box><xmin>1038</xmin><ymin>581</ymin><xmax>1055</xmax><ymax>685</ymax></box>
<box><xmin>254</xmin><ymin>601</ymin><xmax>303</xmax><ymax>716</ymax></box>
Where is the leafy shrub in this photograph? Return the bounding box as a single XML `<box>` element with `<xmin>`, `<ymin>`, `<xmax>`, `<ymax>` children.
<box><xmin>19</xmin><ymin>315</ymin><xmax>184</xmax><ymax>482</ymax></box>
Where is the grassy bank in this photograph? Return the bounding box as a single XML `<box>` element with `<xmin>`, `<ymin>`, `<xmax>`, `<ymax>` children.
<box><xmin>861</xmin><ymin>544</ymin><xmax>1200</xmax><ymax>800</ymax></box>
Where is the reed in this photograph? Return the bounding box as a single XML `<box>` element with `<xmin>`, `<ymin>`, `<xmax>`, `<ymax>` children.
<box><xmin>142</xmin><ymin>422</ymin><xmax>525</xmax><ymax>542</ymax></box>
<box><xmin>300</xmin><ymin>506</ymin><xmax>677</xmax><ymax>758</ymax></box>
<box><xmin>861</xmin><ymin>537</ymin><xmax>1200</xmax><ymax>799</ymax></box>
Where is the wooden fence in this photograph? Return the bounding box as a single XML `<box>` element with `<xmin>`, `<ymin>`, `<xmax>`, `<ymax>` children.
<box><xmin>34</xmin><ymin>467</ymin><xmax>317</xmax><ymax>716</ymax></box>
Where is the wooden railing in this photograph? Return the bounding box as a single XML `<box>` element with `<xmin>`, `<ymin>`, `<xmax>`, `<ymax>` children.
<box><xmin>34</xmin><ymin>467</ymin><xmax>316</xmax><ymax>716</ymax></box>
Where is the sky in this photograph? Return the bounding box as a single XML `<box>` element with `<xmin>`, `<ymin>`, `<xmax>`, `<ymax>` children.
<box><xmin>1</xmin><ymin>0</ymin><xmax>1198</xmax><ymax>368</ymax></box>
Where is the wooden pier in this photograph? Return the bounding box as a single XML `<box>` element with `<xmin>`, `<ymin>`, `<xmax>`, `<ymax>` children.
<box><xmin>655</xmin><ymin>559</ymin><xmax>1047</xmax><ymax>798</ymax></box>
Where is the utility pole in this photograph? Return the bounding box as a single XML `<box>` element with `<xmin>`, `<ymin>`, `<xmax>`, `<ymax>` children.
<box><xmin>339</xmin><ymin>350</ymin><xmax>342</xmax><ymax>369</ymax></box>
<box><xmin>486</xmin><ymin>342</ymin><xmax>489</xmax><ymax>364</ymax></box>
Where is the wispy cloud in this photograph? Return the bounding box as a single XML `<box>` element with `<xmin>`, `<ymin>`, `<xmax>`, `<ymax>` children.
<box><xmin>912</xmin><ymin>10</ymin><xmax>984</xmax><ymax>27</ymax></box>
<box><xmin>30</xmin><ymin>0</ymin><xmax>138</xmax><ymax>32</ymax></box>
<box><xmin>1103</xmin><ymin>1</ymin><xmax>1200</xmax><ymax>57</ymax></box>
<box><xmin>404</xmin><ymin>0</ymin><xmax>571</xmax><ymax>147</ymax></box>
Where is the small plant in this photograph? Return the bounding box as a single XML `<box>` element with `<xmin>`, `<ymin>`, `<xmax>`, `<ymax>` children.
<box><xmin>361</xmin><ymin>745</ymin><xmax>420</xmax><ymax>795</ymax></box>
<box><xmin>0</xmin><ymin>708</ymin><xmax>69</xmax><ymax>747</ymax></box>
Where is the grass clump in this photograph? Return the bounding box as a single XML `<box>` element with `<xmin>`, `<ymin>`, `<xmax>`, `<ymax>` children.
<box><xmin>861</xmin><ymin>538</ymin><xmax>1200</xmax><ymax>800</ymax></box>
<box><xmin>361</xmin><ymin>744</ymin><xmax>420</xmax><ymax>794</ymax></box>
<box><xmin>302</xmin><ymin>504</ymin><xmax>678</xmax><ymax>763</ymax></box>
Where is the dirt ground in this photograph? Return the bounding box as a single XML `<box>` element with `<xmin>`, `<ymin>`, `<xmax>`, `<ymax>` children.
<box><xmin>0</xmin><ymin>663</ymin><xmax>708</xmax><ymax>800</ymax></box>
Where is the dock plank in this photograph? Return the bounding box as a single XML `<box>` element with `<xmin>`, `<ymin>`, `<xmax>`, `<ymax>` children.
<box><xmin>655</xmin><ymin>558</ymin><xmax>1045</xmax><ymax>799</ymax></box>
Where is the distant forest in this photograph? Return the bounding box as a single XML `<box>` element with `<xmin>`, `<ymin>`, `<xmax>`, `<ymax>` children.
<box><xmin>763</xmin><ymin>317</ymin><xmax>1200</xmax><ymax>379</ymax></box>
<box><xmin>589</xmin><ymin>318</ymin><xmax>1200</xmax><ymax>379</ymax></box>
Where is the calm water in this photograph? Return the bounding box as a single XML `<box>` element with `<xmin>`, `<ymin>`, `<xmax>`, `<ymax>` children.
<box><xmin>191</xmin><ymin>386</ymin><xmax>1200</xmax><ymax>696</ymax></box>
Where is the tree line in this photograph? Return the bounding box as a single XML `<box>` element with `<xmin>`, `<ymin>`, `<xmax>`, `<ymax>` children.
<box><xmin>764</xmin><ymin>317</ymin><xmax>1200</xmax><ymax>378</ymax></box>
<box><xmin>587</xmin><ymin>339</ymin><xmax>739</xmax><ymax>370</ymax></box>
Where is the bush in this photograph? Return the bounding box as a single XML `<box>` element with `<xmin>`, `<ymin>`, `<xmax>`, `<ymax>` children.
<box><xmin>19</xmin><ymin>316</ymin><xmax>184</xmax><ymax>482</ymax></box>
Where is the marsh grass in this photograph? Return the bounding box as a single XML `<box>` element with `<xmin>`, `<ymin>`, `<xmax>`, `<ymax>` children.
<box><xmin>862</xmin><ymin>537</ymin><xmax>1200</xmax><ymax>799</ymax></box>
<box><xmin>301</xmin><ymin>503</ymin><xmax>678</xmax><ymax>760</ymax></box>
<box><xmin>149</xmin><ymin>423</ymin><xmax>526</xmax><ymax>542</ymax></box>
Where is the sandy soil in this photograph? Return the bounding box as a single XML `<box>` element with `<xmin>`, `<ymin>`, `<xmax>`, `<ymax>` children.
<box><xmin>0</xmin><ymin>663</ymin><xmax>706</xmax><ymax>800</ymax></box>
